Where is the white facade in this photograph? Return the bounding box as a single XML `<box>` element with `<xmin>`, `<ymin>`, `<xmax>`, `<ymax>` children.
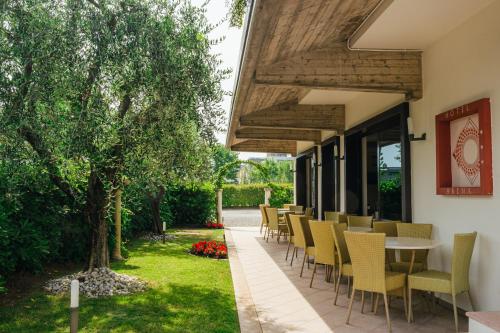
<box><xmin>297</xmin><ymin>0</ymin><xmax>500</xmax><ymax>311</ymax></box>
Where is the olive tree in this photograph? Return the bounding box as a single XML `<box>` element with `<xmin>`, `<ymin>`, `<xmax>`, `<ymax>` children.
<box><xmin>0</xmin><ymin>0</ymin><xmax>227</xmax><ymax>269</ymax></box>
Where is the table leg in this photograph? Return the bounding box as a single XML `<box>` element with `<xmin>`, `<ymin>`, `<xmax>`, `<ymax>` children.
<box><xmin>408</xmin><ymin>250</ymin><xmax>415</xmax><ymax>275</ymax></box>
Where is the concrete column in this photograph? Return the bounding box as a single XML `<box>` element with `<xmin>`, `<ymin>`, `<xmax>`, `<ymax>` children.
<box><xmin>293</xmin><ymin>159</ymin><xmax>297</xmax><ymax>204</ymax></box>
<box><xmin>264</xmin><ymin>187</ymin><xmax>272</xmax><ymax>205</ymax></box>
<box><xmin>217</xmin><ymin>189</ymin><xmax>223</xmax><ymax>224</ymax></box>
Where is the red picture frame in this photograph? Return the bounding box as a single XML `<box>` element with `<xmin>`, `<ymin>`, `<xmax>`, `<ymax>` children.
<box><xmin>435</xmin><ymin>98</ymin><xmax>492</xmax><ymax>195</ymax></box>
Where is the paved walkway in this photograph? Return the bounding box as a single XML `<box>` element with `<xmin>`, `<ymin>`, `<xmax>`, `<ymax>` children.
<box><xmin>223</xmin><ymin>208</ymin><xmax>261</xmax><ymax>227</ymax></box>
<box><xmin>224</xmin><ymin>210</ymin><xmax>467</xmax><ymax>333</ymax></box>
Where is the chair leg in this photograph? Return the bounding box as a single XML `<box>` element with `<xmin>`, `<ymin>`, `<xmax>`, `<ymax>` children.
<box><xmin>403</xmin><ymin>287</ymin><xmax>408</xmax><ymax>321</ymax></box>
<box><xmin>334</xmin><ymin>273</ymin><xmax>342</xmax><ymax>305</ymax></box>
<box><xmin>260</xmin><ymin>222</ymin><xmax>263</xmax><ymax>234</ymax></box>
<box><xmin>307</xmin><ymin>255</ymin><xmax>310</xmax><ymax>269</ymax></box>
<box><xmin>263</xmin><ymin>225</ymin><xmax>267</xmax><ymax>239</ymax></box>
<box><xmin>347</xmin><ymin>276</ymin><xmax>351</xmax><ymax>298</ymax></box>
<box><xmin>345</xmin><ymin>288</ymin><xmax>356</xmax><ymax>324</ymax></box>
<box><xmin>285</xmin><ymin>242</ymin><xmax>291</xmax><ymax>261</ymax></box>
<box><xmin>452</xmin><ymin>293</ymin><xmax>459</xmax><ymax>333</ymax></box>
<box><xmin>361</xmin><ymin>290</ymin><xmax>365</xmax><ymax>314</ymax></box>
<box><xmin>300</xmin><ymin>252</ymin><xmax>307</xmax><ymax>277</ymax></box>
<box><xmin>277</xmin><ymin>230</ymin><xmax>280</xmax><ymax>243</ymax></box>
<box><xmin>309</xmin><ymin>262</ymin><xmax>317</xmax><ymax>288</ymax></box>
<box><xmin>374</xmin><ymin>293</ymin><xmax>380</xmax><ymax>315</ymax></box>
<box><xmin>290</xmin><ymin>247</ymin><xmax>296</xmax><ymax>266</ymax></box>
<box><xmin>383</xmin><ymin>292</ymin><xmax>392</xmax><ymax>332</ymax></box>
<box><xmin>408</xmin><ymin>288</ymin><xmax>413</xmax><ymax>323</ymax></box>
<box><xmin>467</xmin><ymin>290</ymin><xmax>475</xmax><ymax>311</ymax></box>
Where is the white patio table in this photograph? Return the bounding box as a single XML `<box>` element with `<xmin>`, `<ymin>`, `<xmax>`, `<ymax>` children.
<box><xmin>385</xmin><ymin>237</ymin><xmax>441</xmax><ymax>274</ymax></box>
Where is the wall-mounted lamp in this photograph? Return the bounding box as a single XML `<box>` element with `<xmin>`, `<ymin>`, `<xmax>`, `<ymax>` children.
<box><xmin>407</xmin><ymin>117</ymin><xmax>426</xmax><ymax>141</ymax></box>
<box><xmin>333</xmin><ymin>145</ymin><xmax>344</xmax><ymax>161</ymax></box>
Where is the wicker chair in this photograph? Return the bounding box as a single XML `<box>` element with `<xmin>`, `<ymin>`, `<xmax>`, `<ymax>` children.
<box><xmin>324</xmin><ymin>211</ymin><xmax>343</xmax><ymax>222</ymax></box>
<box><xmin>347</xmin><ymin>215</ymin><xmax>373</xmax><ymax>228</ymax></box>
<box><xmin>258</xmin><ymin>204</ymin><xmax>269</xmax><ymax>236</ymax></box>
<box><xmin>373</xmin><ymin>221</ymin><xmax>398</xmax><ymax>267</ymax></box>
<box><xmin>265</xmin><ymin>207</ymin><xmax>288</xmax><ymax>243</ymax></box>
<box><xmin>344</xmin><ymin>232</ymin><xmax>407</xmax><ymax>332</ymax></box>
<box><xmin>289</xmin><ymin>215</ymin><xmax>315</xmax><ymax>276</ymax></box>
<box><xmin>331</xmin><ymin>223</ymin><xmax>353</xmax><ymax>305</ymax></box>
<box><xmin>390</xmin><ymin>223</ymin><xmax>433</xmax><ymax>273</ymax></box>
<box><xmin>309</xmin><ymin>220</ymin><xmax>337</xmax><ymax>287</ymax></box>
<box><xmin>408</xmin><ymin>232</ymin><xmax>477</xmax><ymax>332</ymax></box>
<box><xmin>291</xmin><ymin>205</ymin><xmax>303</xmax><ymax>213</ymax></box>
<box><xmin>304</xmin><ymin>207</ymin><xmax>313</xmax><ymax>217</ymax></box>
<box><xmin>284</xmin><ymin>212</ymin><xmax>296</xmax><ymax>261</ymax></box>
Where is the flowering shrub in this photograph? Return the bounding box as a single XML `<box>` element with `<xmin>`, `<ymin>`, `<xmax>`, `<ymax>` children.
<box><xmin>191</xmin><ymin>240</ymin><xmax>227</xmax><ymax>259</ymax></box>
<box><xmin>205</xmin><ymin>221</ymin><xmax>224</xmax><ymax>229</ymax></box>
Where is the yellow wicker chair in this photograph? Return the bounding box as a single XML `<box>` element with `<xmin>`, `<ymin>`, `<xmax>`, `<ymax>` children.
<box><xmin>265</xmin><ymin>207</ymin><xmax>288</xmax><ymax>243</ymax></box>
<box><xmin>324</xmin><ymin>211</ymin><xmax>344</xmax><ymax>222</ymax></box>
<box><xmin>258</xmin><ymin>204</ymin><xmax>269</xmax><ymax>236</ymax></box>
<box><xmin>304</xmin><ymin>207</ymin><xmax>313</xmax><ymax>217</ymax></box>
<box><xmin>331</xmin><ymin>223</ymin><xmax>354</xmax><ymax>305</ymax></box>
<box><xmin>347</xmin><ymin>215</ymin><xmax>373</xmax><ymax>228</ymax></box>
<box><xmin>338</xmin><ymin>213</ymin><xmax>348</xmax><ymax>224</ymax></box>
<box><xmin>283</xmin><ymin>204</ymin><xmax>293</xmax><ymax>209</ymax></box>
<box><xmin>292</xmin><ymin>205</ymin><xmax>303</xmax><ymax>213</ymax></box>
<box><xmin>408</xmin><ymin>232</ymin><xmax>477</xmax><ymax>332</ymax></box>
<box><xmin>344</xmin><ymin>232</ymin><xmax>407</xmax><ymax>332</ymax></box>
<box><xmin>390</xmin><ymin>223</ymin><xmax>433</xmax><ymax>273</ymax></box>
<box><xmin>309</xmin><ymin>220</ymin><xmax>337</xmax><ymax>287</ymax></box>
<box><xmin>284</xmin><ymin>212</ymin><xmax>296</xmax><ymax>261</ymax></box>
<box><xmin>289</xmin><ymin>215</ymin><xmax>315</xmax><ymax>276</ymax></box>
<box><xmin>373</xmin><ymin>221</ymin><xmax>398</xmax><ymax>267</ymax></box>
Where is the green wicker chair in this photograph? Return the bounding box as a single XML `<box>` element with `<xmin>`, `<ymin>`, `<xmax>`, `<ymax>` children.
<box><xmin>408</xmin><ymin>232</ymin><xmax>477</xmax><ymax>332</ymax></box>
<box><xmin>265</xmin><ymin>207</ymin><xmax>288</xmax><ymax>243</ymax></box>
<box><xmin>373</xmin><ymin>221</ymin><xmax>398</xmax><ymax>267</ymax></box>
<box><xmin>344</xmin><ymin>232</ymin><xmax>407</xmax><ymax>332</ymax></box>
<box><xmin>290</xmin><ymin>215</ymin><xmax>315</xmax><ymax>276</ymax></box>
<box><xmin>347</xmin><ymin>215</ymin><xmax>373</xmax><ymax>228</ymax></box>
<box><xmin>309</xmin><ymin>220</ymin><xmax>337</xmax><ymax>287</ymax></box>
<box><xmin>331</xmin><ymin>223</ymin><xmax>353</xmax><ymax>305</ymax></box>
<box><xmin>390</xmin><ymin>223</ymin><xmax>433</xmax><ymax>273</ymax></box>
<box><xmin>258</xmin><ymin>204</ymin><xmax>269</xmax><ymax>236</ymax></box>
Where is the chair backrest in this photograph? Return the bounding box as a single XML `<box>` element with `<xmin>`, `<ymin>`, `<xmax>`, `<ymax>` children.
<box><xmin>305</xmin><ymin>207</ymin><xmax>313</xmax><ymax>217</ymax></box>
<box><xmin>373</xmin><ymin>221</ymin><xmax>397</xmax><ymax>264</ymax></box>
<box><xmin>259</xmin><ymin>204</ymin><xmax>269</xmax><ymax>225</ymax></box>
<box><xmin>309</xmin><ymin>220</ymin><xmax>335</xmax><ymax>265</ymax></box>
<box><xmin>265</xmin><ymin>207</ymin><xmax>279</xmax><ymax>230</ymax></box>
<box><xmin>452</xmin><ymin>232</ymin><xmax>477</xmax><ymax>293</ymax></box>
<box><xmin>284</xmin><ymin>212</ymin><xmax>295</xmax><ymax>237</ymax></box>
<box><xmin>292</xmin><ymin>205</ymin><xmax>303</xmax><ymax>213</ymax></box>
<box><xmin>331</xmin><ymin>223</ymin><xmax>350</xmax><ymax>264</ymax></box>
<box><xmin>283</xmin><ymin>204</ymin><xmax>293</xmax><ymax>209</ymax></box>
<box><xmin>300</xmin><ymin>216</ymin><xmax>314</xmax><ymax>247</ymax></box>
<box><xmin>344</xmin><ymin>231</ymin><xmax>386</xmax><ymax>293</ymax></box>
<box><xmin>348</xmin><ymin>215</ymin><xmax>373</xmax><ymax>228</ymax></box>
<box><xmin>396</xmin><ymin>223</ymin><xmax>433</xmax><ymax>263</ymax></box>
<box><xmin>324</xmin><ymin>211</ymin><xmax>341</xmax><ymax>222</ymax></box>
<box><xmin>338</xmin><ymin>213</ymin><xmax>348</xmax><ymax>224</ymax></box>
<box><xmin>373</xmin><ymin>221</ymin><xmax>397</xmax><ymax>236</ymax></box>
<box><xmin>290</xmin><ymin>215</ymin><xmax>306</xmax><ymax>248</ymax></box>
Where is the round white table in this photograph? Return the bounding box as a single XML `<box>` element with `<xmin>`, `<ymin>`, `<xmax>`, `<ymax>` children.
<box><xmin>385</xmin><ymin>237</ymin><xmax>441</xmax><ymax>274</ymax></box>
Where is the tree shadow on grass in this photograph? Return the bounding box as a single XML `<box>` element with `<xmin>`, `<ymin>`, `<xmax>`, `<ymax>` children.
<box><xmin>0</xmin><ymin>283</ymin><xmax>238</xmax><ymax>333</ymax></box>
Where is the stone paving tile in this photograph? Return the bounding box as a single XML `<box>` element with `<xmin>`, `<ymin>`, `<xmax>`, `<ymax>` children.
<box><xmin>227</xmin><ymin>226</ymin><xmax>468</xmax><ymax>333</ymax></box>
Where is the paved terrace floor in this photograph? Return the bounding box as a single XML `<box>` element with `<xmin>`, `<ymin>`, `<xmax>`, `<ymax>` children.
<box><xmin>223</xmin><ymin>209</ymin><xmax>468</xmax><ymax>333</ymax></box>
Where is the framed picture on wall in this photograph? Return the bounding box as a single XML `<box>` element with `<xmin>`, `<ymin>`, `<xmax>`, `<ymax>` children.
<box><xmin>435</xmin><ymin>98</ymin><xmax>493</xmax><ymax>195</ymax></box>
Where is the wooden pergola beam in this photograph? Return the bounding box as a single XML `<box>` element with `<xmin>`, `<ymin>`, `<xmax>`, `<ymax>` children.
<box><xmin>239</xmin><ymin>102</ymin><xmax>345</xmax><ymax>132</ymax></box>
<box><xmin>231</xmin><ymin>140</ymin><xmax>297</xmax><ymax>156</ymax></box>
<box><xmin>235</xmin><ymin>127</ymin><xmax>321</xmax><ymax>144</ymax></box>
<box><xmin>255</xmin><ymin>44</ymin><xmax>422</xmax><ymax>100</ymax></box>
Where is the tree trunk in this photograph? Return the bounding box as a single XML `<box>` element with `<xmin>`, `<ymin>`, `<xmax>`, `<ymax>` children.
<box><xmin>85</xmin><ymin>171</ymin><xmax>111</xmax><ymax>270</ymax></box>
<box><xmin>112</xmin><ymin>188</ymin><xmax>123</xmax><ymax>261</ymax></box>
<box><xmin>149</xmin><ymin>186</ymin><xmax>165</xmax><ymax>235</ymax></box>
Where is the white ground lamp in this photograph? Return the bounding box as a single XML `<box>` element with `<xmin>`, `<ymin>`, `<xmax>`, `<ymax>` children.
<box><xmin>407</xmin><ymin>117</ymin><xmax>426</xmax><ymax>141</ymax></box>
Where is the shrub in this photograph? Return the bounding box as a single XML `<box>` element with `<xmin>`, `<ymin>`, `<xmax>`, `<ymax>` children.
<box><xmin>166</xmin><ymin>183</ymin><xmax>215</xmax><ymax>227</ymax></box>
<box><xmin>222</xmin><ymin>183</ymin><xmax>293</xmax><ymax>208</ymax></box>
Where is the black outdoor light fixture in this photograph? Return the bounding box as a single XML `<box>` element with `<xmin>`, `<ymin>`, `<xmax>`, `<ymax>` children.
<box><xmin>407</xmin><ymin>117</ymin><xmax>427</xmax><ymax>141</ymax></box>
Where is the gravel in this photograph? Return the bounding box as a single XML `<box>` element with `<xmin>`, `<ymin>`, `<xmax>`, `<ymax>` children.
<box><xmin>139</xmin><ymin>232</ymin><xmax>176</xmax><ymax>242</ymax></box>
<box><xmin>44</xmin><ymin>267</ymin><xmax>148</xmax><ymax>298</ymax></box>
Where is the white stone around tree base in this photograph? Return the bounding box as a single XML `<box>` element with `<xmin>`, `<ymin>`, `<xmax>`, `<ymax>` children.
<box><xmin>44</xmin><ymin>267</ymin><xmax>147</xmax><ymax>298</ymax></box>
<box><xmin>139</xmin><ymin>232</ymin><xmax>176</xmax><ymax>242</ymax></box>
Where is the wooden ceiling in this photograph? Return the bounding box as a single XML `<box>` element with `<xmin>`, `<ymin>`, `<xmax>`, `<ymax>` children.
<box><xmin>227</xmin><ymin>0</ymin><xmax>423</xmax><ymax>155</ymax></box>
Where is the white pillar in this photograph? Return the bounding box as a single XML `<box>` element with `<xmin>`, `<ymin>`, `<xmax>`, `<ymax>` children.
<box><xmin>264</xmin><ymin>187</ymin><xmax>272</xmax><ymax>205</ymax></box>
<box><xmin>317</xmin><ymin>145</ymin><xmax>323</xmax><ymax>220</ymax></box>
<box><xmin>217</xmin><ymin>189</ymin><xmax>223</xmax><ymax>224</ymax></box>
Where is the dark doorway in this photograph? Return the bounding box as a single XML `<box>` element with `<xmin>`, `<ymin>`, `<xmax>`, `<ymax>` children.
<box><xmin>321</xmin><ymin>137</ymin><xmax>341</xmax><ymax>217</ymax></box>
<box><xmin>295</xmin><ymin>147</ymin><xmax>318</xmax><ymax>217</ymax></box>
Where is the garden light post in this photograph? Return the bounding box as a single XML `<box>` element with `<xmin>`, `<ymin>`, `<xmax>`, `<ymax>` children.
<box><xmin>70</xmin><ymin>279</ymin><xmax>79</xmax><ymax>333</ymax></box>
<box><xmin>162</xmin><ymin>222</ymin><xmax>166</xmax><ymax>244</ymax></box>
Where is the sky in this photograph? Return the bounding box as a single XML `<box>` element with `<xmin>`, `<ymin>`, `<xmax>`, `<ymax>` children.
<box><xmin>193</xmin><ymin>0</ymin><xmax>266</xmax><ymax>160</ymax></box>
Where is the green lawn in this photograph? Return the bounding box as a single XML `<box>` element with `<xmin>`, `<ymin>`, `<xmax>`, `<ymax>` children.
<box><xmin>0</xmin><ymin>229</ymin><xmax>240</xmax><ymax>333</ymax></box>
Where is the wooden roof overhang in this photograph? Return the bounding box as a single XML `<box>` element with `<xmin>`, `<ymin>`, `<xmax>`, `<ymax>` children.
<box><xmin>226</xmin><ymin>0</ymin><xmax>423</xmax><ymax>155</ymax></box>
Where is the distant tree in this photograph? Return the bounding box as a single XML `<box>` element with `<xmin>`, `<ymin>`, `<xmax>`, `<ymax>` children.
<box><xmin>248</xmin><ymin>159</ymin><xmax>292</xmax><ymax>183</ymax></box>
<box><xmin>227</xmin><ymin>0</ymin><xmax>248</xmax><ymax>27</ymax></box>
<box><xmin>211</xmin><ymin>143</ymin><xmax>239</xmax><ymax>183</ymax></box>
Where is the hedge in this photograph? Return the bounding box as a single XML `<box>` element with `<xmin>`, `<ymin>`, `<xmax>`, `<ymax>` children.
<box><xmin>222</xmin><ymin>183</ymin><xmax>293</xmax><ymax>208</ymax></box>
